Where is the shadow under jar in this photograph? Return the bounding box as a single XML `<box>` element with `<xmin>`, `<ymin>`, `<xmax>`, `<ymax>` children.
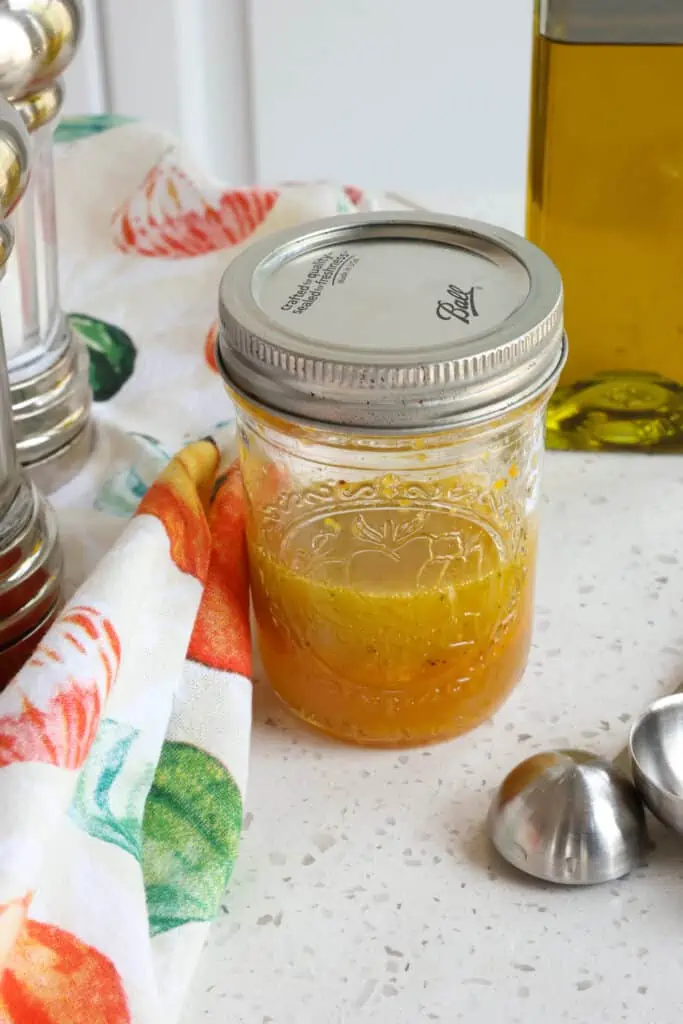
<box><xmin>217</xmin><ymin>212</ymin><xmax>566</xmax><ymax>746</ymax></box>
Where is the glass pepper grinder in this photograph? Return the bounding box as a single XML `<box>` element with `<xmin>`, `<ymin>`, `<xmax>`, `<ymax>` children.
<box><xmin>527</xmin><ymin>0</ymin><xmax>683</xmax><ymax>452</ymax></box>
<box><xmin>0</xmin><ymin>0</ymin><xmax>93</xmax><ymax>491</ymax></box>
<box><xmin>0</xmin><ymin>96</ymin><xmax>63</xmax><ymax>690</ymax></box>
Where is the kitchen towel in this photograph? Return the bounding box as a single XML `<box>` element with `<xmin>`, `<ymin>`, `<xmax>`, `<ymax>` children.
<box><xmin>0</xmin><ymin>441</ymin><xmax>250</xmax><ymax>1023</ymax></box>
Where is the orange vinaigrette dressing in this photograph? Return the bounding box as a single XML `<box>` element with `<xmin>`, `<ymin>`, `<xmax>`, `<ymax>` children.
<box><xmin>248</xmin><ymin>477</ymin><xmax>536</xmax><ymax>746</ymax></box>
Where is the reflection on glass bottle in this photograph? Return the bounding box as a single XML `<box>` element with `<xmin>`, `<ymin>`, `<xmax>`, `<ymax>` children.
<box><xmin>527</xmin><ymin>1</ymin><xmax>683</xmax><ymax>451</ymax></box>
<box><xmin>0</xmin><ymin>97</ymin><xmax>64</xmax><ymax>689</ymax></box>
<box><xmin>0</xmin><ymin>0</ymin><xmax>92</xmax><ymax>491</ymax></box>
<box><xmin>2</xmin><ymin>124</ymin><xmax>63</xmax><ymax>370</ymax></box>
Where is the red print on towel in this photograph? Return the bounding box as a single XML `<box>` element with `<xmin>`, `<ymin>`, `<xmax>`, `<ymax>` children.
<box><xmin>0</xmin><ymin>606</ymin><xmax>120</xmax><ymax>770</ymax></box>
<box><xmin>0</xmin><ymin>912</ymin><xmax>130</xmax><ymax>1023</ymax></box>
<box><xmin>188</xmin><ymin>465</ymin><xmax>251</xmax><ymax>677</ymax></box>
<box><xmin>112</xmin><ymin>155</ymin><xmax>279</xmax><ymax>258</ymax></box>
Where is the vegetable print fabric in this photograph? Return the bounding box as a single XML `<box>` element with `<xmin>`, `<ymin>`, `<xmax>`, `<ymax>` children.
<box><xmin>0</xmin><ymin>117</ymin><xmax>393</xmax><ymax>1021</ymax></box>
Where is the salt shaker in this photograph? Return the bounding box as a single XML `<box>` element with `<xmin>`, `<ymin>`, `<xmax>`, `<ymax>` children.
<box><xmin>0</xmin><ymin>0</ymin><xmax>93</xmax><ymax>490</ymax></box>
<box><xmin>0</xmin><ymin>96</ymin><xmax>63</xmax><ymax>689</ymax></box>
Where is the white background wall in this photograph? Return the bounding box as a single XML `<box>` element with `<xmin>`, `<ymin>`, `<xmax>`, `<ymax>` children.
<box><xmin>63</xmin><ymin>0</ymin><xmax>534</xmax><ymax>205</ymax></box>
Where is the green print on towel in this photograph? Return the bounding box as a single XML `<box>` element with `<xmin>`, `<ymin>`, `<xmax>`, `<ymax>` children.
<box><xmin>69</xmin><ymin>313</ymin><xmax>137</xmax><ymax>401</ymax></box>
<box><xmin>69</xmin><ymin>719</ymin><xmax>155</xmax><ymax>860</ymax></box>
<box><xmin>142</xmin><ymin>742</ymin><xmax>243</xmax><ymax>936</ymax></box>
<box><xmin>94</xmin><ymin>433</ymin><xmax>170</xmax><ymax>519</ymax></box>
<box><xmin>55</xmin><ymin>115</ymin><xmax>134</xmax><ymax>145</ymax></box>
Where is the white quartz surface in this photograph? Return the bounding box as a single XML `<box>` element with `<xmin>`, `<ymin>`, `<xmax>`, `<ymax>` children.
<box><xmin>181</xmin><ymin>450</ymin><xmax>683</xmax><ymax>1023</ymax></box>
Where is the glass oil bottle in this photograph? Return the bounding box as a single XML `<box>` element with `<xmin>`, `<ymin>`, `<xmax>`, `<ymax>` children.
<box><xmin>527</xmin><ymin>0</ymin><xmax>683</xmax><ymax>451</ymax></box>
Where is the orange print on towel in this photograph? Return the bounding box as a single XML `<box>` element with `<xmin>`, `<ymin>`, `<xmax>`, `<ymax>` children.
<box><xmin>203</xmin><ymin>321</ymin><xmax>219</xmax><ymax>375</ymax></box>
<box><xmin>0</xmin><ymin>606</ymin><xmax>120</xmax><ymax>770</ymax></box>
<box><xmin>0</xmin><ymin>916</ymin><xmax>130</xmax><ymax>1023</ymax></box>
<box><xmin>112</xmin><ymin>156</ymin><xmax>279</xmax><ymax>258</ymax></box>
<box><xmin>136</xmin><ymin>439</ymin><xmax>219</xmax><ymax>583</ymax></box>
<box><xmin>188</xmin><ymin>466</ymin><xmax>251</xmax><ymax>677</ymax></box>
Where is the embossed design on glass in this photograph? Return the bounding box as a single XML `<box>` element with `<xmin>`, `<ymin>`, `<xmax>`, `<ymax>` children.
<box><xmin>241</xmin><ymin>407</ymin><xmax>545</xmax><ymax>746</ymax></box>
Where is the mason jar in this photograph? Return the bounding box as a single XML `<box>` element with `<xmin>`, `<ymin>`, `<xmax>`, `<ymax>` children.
<box><xmin>217</xmin><ymin>212</ymin><xmax>566</xmax><ymax>747</ymax></box>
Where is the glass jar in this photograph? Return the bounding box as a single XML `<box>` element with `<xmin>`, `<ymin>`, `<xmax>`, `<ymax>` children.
<box><xmin>528</xmin><ymin>0</ymin><xmax>683</xmax><ymax>452</ymax></box>
<box><xmin>217</xmin><ymin>212</ymin><xmax>566</xmax><ymax>746</ymax></box>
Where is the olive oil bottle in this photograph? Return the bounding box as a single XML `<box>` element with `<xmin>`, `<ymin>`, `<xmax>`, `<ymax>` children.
<box><xmin>527</xmin><ymin>1</ymin><xmax>683</xmax><ymax>451</ymax></box>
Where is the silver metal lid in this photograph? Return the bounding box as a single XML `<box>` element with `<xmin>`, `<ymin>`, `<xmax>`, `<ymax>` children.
<box><xmin>217</xmin><ymin>212</ymin><xmax>565</xmax><ymax>431</ymax></box>
<box><xmin>539</xmin><ymin>0</ymin><xmax>683</xmax><ymax>44</ymax></box>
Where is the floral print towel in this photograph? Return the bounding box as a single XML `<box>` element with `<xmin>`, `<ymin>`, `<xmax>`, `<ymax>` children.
<box><xmin>0</xmin><ymin>116</ymin><xmax>398</xmax><ymax>1021</ymax></box>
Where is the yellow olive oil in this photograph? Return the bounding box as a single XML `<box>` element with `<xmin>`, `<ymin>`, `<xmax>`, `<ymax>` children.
<box><xmin>527</xmin><ymin>32</ymin><xmax>683</xmax><ymax>451</ymax></box>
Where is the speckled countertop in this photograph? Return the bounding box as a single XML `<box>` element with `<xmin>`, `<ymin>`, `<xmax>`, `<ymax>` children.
<box><xmin>181</xmin><ymin>196</ymin><xmax>683</xmax><ymax>1023</ymax></box>
<box><xmin>181</xmin><ymin>452</ymin><xmax>683</xmax><ymax>1024</ymax></box>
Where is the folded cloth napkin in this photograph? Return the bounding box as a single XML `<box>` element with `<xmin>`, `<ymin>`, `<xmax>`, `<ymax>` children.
<box><xmin>0</xmin><ymin>117</ymin><xmax>400</xmax><ymax>1021</ymax></box>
